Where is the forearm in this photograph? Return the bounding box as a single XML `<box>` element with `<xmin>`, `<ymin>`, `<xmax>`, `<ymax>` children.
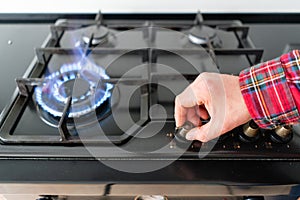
<box><xmin>239</xmin><ymin>50</ymin><xmax>300</xmax><ymax>129</ymax></box>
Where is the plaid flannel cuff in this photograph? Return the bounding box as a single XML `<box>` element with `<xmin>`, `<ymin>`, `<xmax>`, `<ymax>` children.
<box><xmin>239</xmin><ymin>51</ymin><xmax>300</xmax><ymax>129</ymax></box>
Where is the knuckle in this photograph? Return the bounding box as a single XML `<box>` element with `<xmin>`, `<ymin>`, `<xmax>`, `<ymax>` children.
<box><xmin>199</xmin><ymin>71</ymin><xmax>209</xmax><ymax>78</ymax></box>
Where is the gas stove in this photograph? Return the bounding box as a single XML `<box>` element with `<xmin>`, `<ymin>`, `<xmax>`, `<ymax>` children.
<box><xmin>0</xmin><ymin>12</ymin><xmax>264</xmax><ymax>145</ymax></box>
<box><xmin>0</xmin><ymin>12</ymin><xmax>300</xmax><ymax>193</ymax></box>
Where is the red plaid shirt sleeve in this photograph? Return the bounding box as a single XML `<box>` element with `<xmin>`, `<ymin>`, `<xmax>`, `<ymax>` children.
<box><xmin>239</xmin><ymin>50</ymin><xmax>300</xmax><ymax>129</ymax></box>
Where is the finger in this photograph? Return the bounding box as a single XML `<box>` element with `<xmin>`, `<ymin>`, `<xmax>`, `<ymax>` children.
<box><xmin>185</xmin><ymin>121</ymin><xmax>220</xmax><ymax>142</ymax></box>
<box><xmin>186</xmin><ymin>107</ymin><xmax>201</xmax><ymax>126</ymax></box>
<box><xmin>174</xmin><ymin>85</ymin><xmax>201</xmax><ymax>127</ymax></box>
<box><xmin>195</xmin><ymin>105</ymin><xmax>209</xmax><ymax>120</ymax></box>
<box><xmin>174</xmin><ymin>96</ymin><xmax>188</xmax><ymax>127</ymax></box>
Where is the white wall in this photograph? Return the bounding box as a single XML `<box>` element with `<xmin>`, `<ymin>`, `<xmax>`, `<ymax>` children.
<box><xmin>0</xmin><ymin>0</ymin><xmax>299</xmax><ymax>13</ymax></box>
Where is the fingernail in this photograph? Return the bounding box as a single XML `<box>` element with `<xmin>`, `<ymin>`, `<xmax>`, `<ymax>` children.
<box><xmin>186</xmin><ymin>131</ymin><xmax>196</xmax><ymax>140</ymax></box>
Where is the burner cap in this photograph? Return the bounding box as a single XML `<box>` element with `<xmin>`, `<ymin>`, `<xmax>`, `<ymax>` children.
<box><xmin>82</xmin><ymin>25</ymin><xmax>109</xmax><ymax>46</ymax></box>
<box><xmin>59</xmin><ymin>78</ymin><xmax>90</xmax><ymax>99</ymax></box>
<box><xmin>188</xmin><ymin>25</ymin><xmax>217</xmax><ymax>45</ymax></box>
<box><xmin>35</xmin><ymin>62</ymin><xmax>112</xmax><ymax>118</ymax></box>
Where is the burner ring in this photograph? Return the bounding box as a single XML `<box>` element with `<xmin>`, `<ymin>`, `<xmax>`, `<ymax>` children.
<box><xmin>35</xmin><ymin>62</ymin><xmax>112</xmax><ymax>118</ymax></box>
<box><xmin>58</xmin><ymin>77</ymin><xmax>91</xmax><ymax>103</ymax></box>
<box><xmin>36</xmin><ymin>84</ymin><xmax>120</xmax><ymax>128</ymax></box>
<box><xmin>82</xmin><ymin>25</ymin><xmax>109</xmax><ymax>46</ymax></box>
<box><xmin>188</xmin><ymin>25</ymin><xmax>217</xmax><ymax>45</ymax></box>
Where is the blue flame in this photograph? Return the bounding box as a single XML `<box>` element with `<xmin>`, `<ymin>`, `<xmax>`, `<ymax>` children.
<box><xmin>35</xmin><ymin>61</ymin><xmax>112</xmax><ymax>118</ymax></box>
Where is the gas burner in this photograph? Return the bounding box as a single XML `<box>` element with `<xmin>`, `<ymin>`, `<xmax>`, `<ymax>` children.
<box><xmin>82</xmin><ymin>25</ymin><xmax>109</xmax><ymax>46</ymax></box>
<box><xmin>35</xmin><ymin>61</ymin><xmax>112</xmax><ymax>118</ymax></box>
<box><xmin>188</xmin><ymin>25</ymin><xmax>217</xmax><ymax>45</ymax></box>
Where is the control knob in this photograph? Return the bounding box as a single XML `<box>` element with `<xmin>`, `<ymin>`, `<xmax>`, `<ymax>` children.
<box><xmin>174</xmin><ymin>121</ymin><xmax>195</xmax><ymax>143</ymax></box>
<box><xmin>36</xmin><ymin>196</ymin><xmax>57</xmax><ymax>200</ymax></box>
<box><xmin>135</xmin><ymin>195</ymin><xmax>168</xmax><ymax>200</ymax></box>
<box><xmin>239</xmin><ymin>120</ymin><xmax>260</xmax><ymax>142</ymax></box>
<box><xmin>270</xmin><ymin>125</ymin><xmax>293</xmax><ymax>143</ymax></box>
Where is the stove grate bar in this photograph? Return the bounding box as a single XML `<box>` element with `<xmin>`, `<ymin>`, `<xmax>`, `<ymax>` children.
<box><xmin>36</xmin><ymin>47</ymin><xmax>262</xmax><ymax>56</ymax></box>
<box><xmin>51</xmin><ymin>20</ymin><xmax>193</xmax><ymax>32</ymax></box>
<box><xmin>151</xmin><ymin>73</ymin><xmax>198</xmax><ymax>81</ymax></box>
<box><xmin>58</xmin><ymin>96</ymin><xmax>72</xmax><ymax>141</ymax></box>
<box><xmin>35</xmin><ymin>47</ymin><xmax>148</xmax><ymax>55</ymax></box>
<box><xmin>15</xmin><ymin>78</ymin><xmax>44</xmax><ymax>97</ymax></box>
<box><xmin>51</xmin><ymin>18</ymin><xmax>243</xmax><ymax>33</ymax></box>
<box><xmin>34</xmin><ymin>47</ymin><xmax>263</xmax><ymax>74</ymax></box>
<box><xmin>214</xmin><ymin>48</ymin><xmax>263</xmax><ymax>64</ymax></box>
<box><xmin>219</xmin><ymin>26</ymin><xmax>250</xmax><ymax>39</ymax></box>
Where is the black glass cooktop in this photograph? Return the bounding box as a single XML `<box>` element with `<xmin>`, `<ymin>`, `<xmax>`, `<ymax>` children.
<box><xmin>2</xmin><ymin>12</ymin><xmax>299</xmax><ymax>161</ymax></box>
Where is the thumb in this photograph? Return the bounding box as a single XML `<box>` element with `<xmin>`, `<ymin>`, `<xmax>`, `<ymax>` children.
<box><xmin>185</xmin><ymin>121</ymin><xmax>217</xmax><ymax>142</ymax></box>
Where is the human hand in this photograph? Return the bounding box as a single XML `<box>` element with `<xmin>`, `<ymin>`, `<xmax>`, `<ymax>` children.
<box><xmin>174</xmin><ymin>72</ymin><xmax>251</xmax><ymax>142</ymax></box>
